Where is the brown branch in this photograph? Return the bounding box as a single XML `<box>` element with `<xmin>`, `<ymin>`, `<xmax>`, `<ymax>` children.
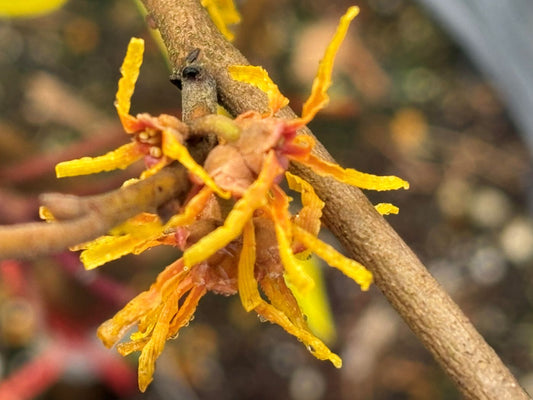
<box><xmin>0</xmin><ymin>164</ymin><xmax>189</xmax><ymax>260</ymax></box>
<box><xmin>140</xmin><ymin>0</ymin><xmax>530</xmax><ymax>399</ymax></box>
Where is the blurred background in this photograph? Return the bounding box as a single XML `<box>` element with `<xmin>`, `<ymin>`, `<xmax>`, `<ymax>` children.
<box><xmin>1</xmin><ymin>0</ymin><xmax>533</xmax><ymax>399</ymax></box>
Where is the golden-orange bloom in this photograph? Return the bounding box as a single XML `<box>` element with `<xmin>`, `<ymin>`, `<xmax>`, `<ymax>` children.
<box><xmin>52</xmin><ymin>5</ymin><xmax>408</xmax><ymax>392</ymax></box>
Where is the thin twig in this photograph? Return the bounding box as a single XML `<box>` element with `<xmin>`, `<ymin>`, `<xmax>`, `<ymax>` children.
<box><xmin>0</xmin><ymin>165</ymin><xmax>188</xmax><ymax>260</ymax></box>
<box><xmin>140</xmin><ymin>0</ymin><xmax>530</xmax><ymax>398</ymax></box>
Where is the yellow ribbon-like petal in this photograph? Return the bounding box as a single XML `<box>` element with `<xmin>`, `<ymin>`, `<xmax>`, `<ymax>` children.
<box><xmin>300</xmin><ymin>153</ymin><xmax>409</xmax><ymax>191</ymax></box>
<box><xmin>76</xmin><ymin>213</ymin><xmax>164</xmax><ymax>269</ymax></box>
<box><xmin>79</xmin><ymin>234</ymin><xmax>162</xmax><ymax>270</ymax></box>
<box><xmin>115</xmin><ymin>37</ymin><xmax>144</xmax><ymax>131</ymax></box>
<box><xmin>292</xmin><ymin>224</ymin><xmax>373</xmax><ymax>291</ymax></box>
<box><xmin>55</xmin><ymin>142</ymin><xmax>144</xmax><ymax>177</ymax></box>
<box><xmin>137</xmin><ymin>288</ymin><xmax>181</xmax><ymax>392</ymax></box>
<box><xmin>255</xmin><ymin>300</ymin><xmax>341</xmax><ymax>368</ymax></box>
<box><xmin>238</xmin><ymin>219</ymin><xmax>262</xmax><ymax>312</ymax></box>
<box><xmin>270</xmin><ymin>186</ymin><xmax>315</xmax><ymax>293</ymax></box>
<box><xmin>300</xmin><ymin>6</ymin><xmax>359</xmax><ymax>124</ymax></box>
<box><xmin>228</xmin><ymin>65</ymin><xmax>290</xmax><ymax>114</ymax></box>
<box><xmin>164</xmin><ymin>186</ymin><xmax>214</xmax><ymax>230</ymax></box>
<box><xmin>285</xmin><ymin>171</ymin><xmax>324</xmax><ymax>237</ymax></box>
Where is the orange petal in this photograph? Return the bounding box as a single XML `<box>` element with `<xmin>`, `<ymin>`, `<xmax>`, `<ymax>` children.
<box><xmin>140</xmin><ymin>157</ymin><xmax>170</xmax><ymax>179</ymax></box>
<box><xmin>237</xmin><ymin>219</ymin><xmax>261</xmax><ymax>311</ymax></box>
<box><xmin>292</xmin><ymin>224</ymin><xmax>373</xmax><ymax>291</ymax></box>
<box><xmin>97</xmin><ymin>291</ymin><xmax>158</xmax><ymax>348</ymax></box>
<box><xmin>163</xmin><ymin>186</ymin><xmax>214</xmax><ymax>230</ymax></box>
<box><xmin>285</xmin><ymin>172</ymin><xmax>324</xmax><ymax>237</ymax></box>
<box><xmin>299</xmin><ymin>6</ymin><xmax>359</xmax><ymax>125</ymax></box>
<box><xmin>137</xmin><ymin>288</ymin><xmax>181</xmax><ymax>392</ymax></box>
<box><xmin>167</xmin><ymin>285</ymin><xmax>206</xmax><ymax>337</ymax></box>
<box><xmin>228</xmin><ymin>65</ymin><xmax>289</xmax><ymax>114</ymax></box>
<box><xmin>260</xmin><ymin>275</ymin><xmax>307</xmax><ymax>331</ymax></box>
<box><xmin>55</xmin><ymin>142</ymin><xmax>144</xmax><ymax>177</ymax></box>
<box><xmin>115</xmin><ymin>37</ymin><xmax>144</xmax><ymax>133</ymax></box>
<box><xmin>255</xmin><ymin>300</ymin><xmax>341</xmax><ymax>367</ymax></box>
<box><xmin>269</xmin><ymin>186</ymin><xmax>315</xmax><ymax>293</ymax></box>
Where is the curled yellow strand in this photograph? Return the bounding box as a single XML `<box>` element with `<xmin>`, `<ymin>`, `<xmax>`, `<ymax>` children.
<box><xmin>270</xmin><ymin>186</ymin><xmax>315</xmax><ymax>293</ymax></box>
<box><xmin>75</xmin><ymin>213</ymin><xmax>164</xmax><ymax>270</ymax></box>
<box><xmin>260</xmin><ymin>275</ymin><xmax>308</xmax><ymax>331</ymax></box>
<box><xmin>299</xmin><ymin>153</ymin><xmax>409</xmax><ymax>191</ymax></box>
<box><xmin>55</xmin><ymin>142</ymin><xmax>144</xmax><ymax>178</ymax></box>
<box><xmin>300</xmin><ymin>6</ymin><xmax>359</xmax><ymax>124</ymax></box>
<box><xmin>292</xmin><ymin>224</ymin><xmax>373</xmax><ymax>291</ymax></box>
<box><xmin>115</xmin><ymin>37</ymin><xmax>144</xmax><ymax>131</ymax></box>
<box><xmin>164</xmin><ymin>186</ymin><xmax>214</xmax><ymax>230</ymax></box>
<box><xmin>237</xmin><ymin>219</ymin><xmax>261</xmax><ymax>312</ymax></box>
<box><xmin>255</xmin><ymin>301</ymin><xmax>341</xmax><ymax>368</ymax></box>
<box><xmin>137</xmin><ymin>287</ymin><xmax>181</xmax><ymax>392</ymax></box>
<box><xmin>285</xmin><ymin>171</ymin><xmax>324</xmax><ymax>237</ymax></box>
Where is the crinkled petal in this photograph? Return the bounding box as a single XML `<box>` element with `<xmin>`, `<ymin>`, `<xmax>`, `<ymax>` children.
<box><xmin>255</xmin><ymin>300</ymin><xmax>341</xmax><ymax>368</ymax></box>
<box><xmin>375</xmin><ymin>203</ymin><xmax>399</xmax><ymax>215</ymax></box>
<box><xmin>260</xmin><ymin>275</ymin><xmax>307</xmax><ymax>331</ymax></box>
<box><xmin>285</xmin><ymin>171</ymin><xmax>324</xmax><ymax>237</ymax></box>
<box><xmin>292</xmin><ymin>224</ymin><xmax>373</xmax><ymax>291</ymax></box>
<box><xmin>79</xmin><ymin>234</ymin><xmax>161</xmax><ymax>270</ymax></box>
<box><xmin>183</xmin><ymin>150</ymin><xmax>283</xmax><ymax>268</ymax></box>
<box><xmin>238</xmin><ymin>219</ymin><xmax>261</xmax><ymax>312</ymax></box>
<box><xmin>97</xmin><ymin>259</ymin><xmax>185</xmax><ymax>346</ymax></box>
<box><xmin>296</xmin><ymin>153</ymin><xmax>409</xmax><ymax>191</ymax></box>
<box><xmin>115</xmin><ymin>37</ymin><xmax>144</xmax><ymax>132</ymax></box>
<box><xmin>299</xmin><ymin>6</ymin><xmax>359</xmax><ymax>124</ymax></box>
<box><xmin>164</xmin><ymin>186</ymin><xmax>214</xmax><ymax>230</ymax></box>
<box><xmin>55</xmin><ymin>142</ymin><xmax>144</xmax><ymax>178</ymax></box>
<box><xmin>228</xmin><ymin>65</ymin><xmax>289</xmax><ymax>114</ymax></box>
<box><xmin>270</xmin><ymin>186</ymin><xmax>315</xmax><ymax>293</ymax></box>
<box><xmin>97</xmin><ymin>291</ymin><xmax>159</xmax><ymax>348</ymax></box>
<box><xmin>137</xmin><ymin>288</ymin><xmax>181</xmax><ymax>392</ymax></box>
<box><xmin>39</xmin><ymin>206</ymin><xmax>55</xmax><ymax>222</ymax></box>
<box><xmin>161</xmin><ymin>129</ymin><xmax>231</xmax><ymax>199</ymax></box>
<box><xmin>76</xmin><ymin>213</ymin><xmax>164</xmax><ymax>269</ymax></box>
<box><xmin>167</xmin><ymin>285</ymin><xmax>206</xmax><ymax>337</ymax></box>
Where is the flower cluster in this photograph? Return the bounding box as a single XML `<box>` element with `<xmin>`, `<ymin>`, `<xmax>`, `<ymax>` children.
<box><xmin>52</xmin><ymin>6</ymin><xmax>408</xmax><ymax>392</ymax></box>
